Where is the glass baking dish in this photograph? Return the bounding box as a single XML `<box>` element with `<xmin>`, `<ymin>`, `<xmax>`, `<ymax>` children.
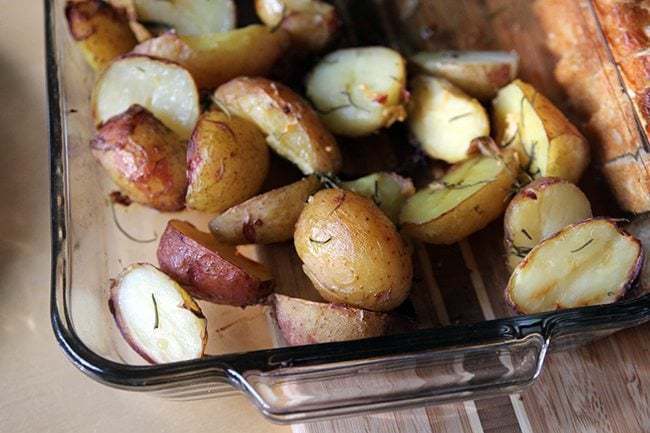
<box><xmin>48</xmin><ymin>0</ymin><xmax>650</xmax><ymax>423</ymax></box>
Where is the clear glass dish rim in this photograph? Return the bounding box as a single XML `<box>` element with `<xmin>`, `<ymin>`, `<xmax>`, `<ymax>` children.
<box><xmin>46</xmin><ymin>0</ymin><xmax>650</xmax><ymax>396</ymax></box>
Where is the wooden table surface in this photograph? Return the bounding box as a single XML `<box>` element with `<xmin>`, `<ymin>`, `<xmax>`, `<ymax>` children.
<box><xmin>0</xmin><ymin>2</ymin><xmax>648</xmax><ymax>433</ymax></box>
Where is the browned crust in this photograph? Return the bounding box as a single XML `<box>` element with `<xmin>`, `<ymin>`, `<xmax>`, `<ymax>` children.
<box><xmin>535</xmin><ymin>0</ymin><xmax>650</xmax><ymax>212</ymax></box>
<box><xmin>65</xmin><ymin>0</ymin><xmax>128</xmax><ymax>41</ymax></box>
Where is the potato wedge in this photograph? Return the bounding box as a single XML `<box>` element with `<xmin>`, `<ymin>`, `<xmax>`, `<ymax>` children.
<box><xmin>109</xmin><ymin>263</ymin><xmax>207</xmax><ymax>364</ymax></box>
<box><xmin>255</xmin><ymin>0</ymin><xmax>339</xmax><ymax>51</ymax></box>
<box><xmin>133</xmin><ymin>0</ymin><xmax>235</xmax><ymax>35</ymax></box>
<box><xmin>65</xmin><ymin>0</ymin><xmax>138</xmax><ymax>71</ymax></box>
<box><xmin>410</xmin><ymin>50</ymin><xmax>519</xmax><ymax>100</ymax></box>
<box><xmin>400</xmin><ymin>151</ymin><xmax>519</xmax><ymax>244</ymax></box>
<box><xmin>294</xmin><ymin>189</ymin><xmax>413</xmax><ymax>311</ymax></box>
<box><xmin>273</xmin><ymin>294</ymin><xmax>396</xmax><ymax>345</ymax></box>
<box><xmin>408</xmin><ymin>75</ymin><xmax>490</xmax><ymax>163</ymax></box>
<box><xmin>213</xmin><ymin>77</ymin><xmax>341</xmax><ymax>174</ymax></box>
<box><xmin>626</xmin><ymin>214</ymin><xmax>650</xmax><ymax>293</ymax></box>
<box><xmin>92</xmin><ymin>55</ymin><xmax>200</xmax><ymax>140</ymax></box>
<box><xmin>504</xmin><ymin>177</ymin><xmax>592</xmax><ymax>270</ymax></box>
<box><xmin>90</xmin><ymin>104</ymin><xmax>187</xmax><ymax>211</ymax></box>
<box><xmin>306</xmin><ymin>47</ymin><xmax>408</xmax><ymax>137</ymax></box>
<box><xmin>506</xmin><ymin>219</ymin><xmax>643</xmax><ymax>314</ymax></box>
<box><xmin>341</xmin><ymin>172</ymin><xmax>414</xmax><ymax>224</ymax></box>
<box><xmin>132</xmin><ymin>25</ymin><xmax>290</xmax><ymax>89</ymax></box>
<box><xmin>157</xmin><ymin>220</ymin><xmax>273</xmax><ymax>306</ymax></box>
<box><xmin>209</xmin><ymin>176</ymin><xmax>320</xmax><ymax>244</ymax></box>
<box><xmin>492</xmin><ymin>79</ymin><xmax>590</xmax><ymax>183</ymax></box>
<box><xmin>186</xmin><ymin>110</ymin><xmax>269</xmax><ymax>213</ymax></box>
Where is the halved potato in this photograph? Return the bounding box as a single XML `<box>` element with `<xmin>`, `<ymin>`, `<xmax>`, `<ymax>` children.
<box><xmin>341</xmin><ymin>172</ymin><xmax>414</xmax><ymax>224</ymax></box>
<box><xmin>133</xmin><ymin>0</ymin><xmax>235</xmax><ymax>35</ymax></box>
<box><xmin>186</xmin><ymin>110</ymin><xmax>269</xmax><ymax>213</ymax></box>
<box><xmin>492</xmin><ymin>79</ymin><xmax>590</xmax><ymax>183</ymax></box>
<box><xmin>255</xmin><ymin>0</ymin><xmax>339</xmax><ymax>51</ymax></box>
<box><xmin>506</xmin><ymin>219</ymin><xmax>643</xmax><ymax>314</ymax></box>
<box><xmin>92</xmin><ymin>55</ymin><xmax>200</xmax><ymax>139</ymax></box>
<box><xmin>626</xmin><ymin>214</ymin><xmax>650</xmax><ymax>293</ymax></box>
<box><xmin>305</xmin><ymin>47</ymin><xmax>408</xmax><ymax>137</ymax></box>
<box><xmin>400</xmin><ymin>151</ymin><xmax>519</xmax><ymax>244</ymax></box>
<box><xmin>213</xmin><ymin>77</ymin><xmax>342</xmax><ymax>174</ymax></box>
<box><xmin>504</xmin><ymin>177</ymin><xmax>592</xmax><ymax>270</ymax></box>
<box><xmin>273</xmin><ymin>294</ymin><xmax>397</xmax><ymax>345</ymax></box>
<box><xmin>157</xmin><ymin>220</ymin><xmax>273</xmax><ymax>306</ymax></box>
<box><xmin>65</xmin><ymin>0</ymin><xmax>138</xmax><ymax>71</ymax></box>
<box><xmin>408</xmin><ymin>75</ymin><xmax>490</xmax><ymax>163</ymax></box>
<box><xmin>109</xmin><ymin>263</ymin><xmax>207</xmax><ymax>364</ymax></box>
<box><xmin>132</xmin><ymin>25</ymin><xmax>290</xmax><ymax>89</ymax></box>
<box><xmin>209</xmin><ymin>176</ymin><xmax>320</xmax><ymax>244</ymax></box>
<box><xmin>91</xmin><ymin>104</ymin><xmax>187</xmax><ymax>211</ymax></box>
<box><xmin>410</xmin><ymin>50</ymin><xmax>519</xmax><ymax>100</ymax></box>
<box><xmin>294</xmin><ymin>189</ymin><xmax>413</xmax><ymax>311</ymax></box>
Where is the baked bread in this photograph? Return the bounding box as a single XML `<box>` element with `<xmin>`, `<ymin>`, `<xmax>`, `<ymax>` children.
<box><xmin>535</xmin><ymin>0</ymin><xmax>650</xmax><ymax>213</ymax></box>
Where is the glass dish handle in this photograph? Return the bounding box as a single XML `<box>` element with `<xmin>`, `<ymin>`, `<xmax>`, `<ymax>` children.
<box><xmin>227</xmin><ymin>330</ymin><xmax>549</xmax><ymax>422</ymax></box>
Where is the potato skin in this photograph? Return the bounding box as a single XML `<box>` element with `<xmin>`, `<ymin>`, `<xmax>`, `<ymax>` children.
<box><xmin>65</xmin><ymin>0</ymin><xmax>138</xmax><ymax>71</ymax></box>
<box><xmin>209</xmin><ymin>176</ymin><xmax>320</xmax><ymax>244</ymax></box>
<box><xmin>294</xmin><ymin>189</ymin><xmax>413</xmax><ymax>312</ymax></box>
<box><xmin>132</xmin><ymin>26</ymin><xmax>290</xmax><ymax>89</ymax></box>
<box><xmin>186</xmin><ymin>110</ymin><xmax>270</xmax><ymax>213</ymax></box>
<box><xmin>273</xmin><ymin>294</ymin><xmax>396</xmax><ymax>345</ymax></box>
<box><xmin>214</xmin><ymin>77</ymin><xmax>342</xmax><ymax>175</ymax></box>
<box><xmin>90</xmin><ymin>105</ymin><xmax>187</xmax><ymax>211</ymax></box>
<box><xmin>157</xmin><ymin>220</ymin><xmax>273</xmax><ymax>306</ymax></box>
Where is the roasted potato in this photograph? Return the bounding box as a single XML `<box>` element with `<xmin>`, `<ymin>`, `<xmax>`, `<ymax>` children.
<box><xmin>107</xmin><ymin>0</ymin><xmax>152</xmax><ymax>42</ymax></box>
<box><xmin>306</xmin><ymin>47</ymin><xmax>408</xmax><ymax>137</ymax></box>
<box><xmin>90</xmin><ymin>105</ymin><xmax>187</xmax><ymax>211</ymax></box>
<box><xmin>493</xmin><ymin>79</ymin><xmax>590</xmax><ymax>183</ymax></box>
<box><xmin>186</xmin><ymin>110</ymin><xmax>269</xmax><ymax>213</ymax></box>
<box><xmin>109</xmin><ymin>263</ymin><xmax>207</xmax><ymax>363</ymax></box>
<box><xmin>506</xmin><ymin>219</ymin><xmax>643</xmax><ymax>314</ymax></box>
<box><xmin>65</xmin><ymin>0</ymin><xmax>138</xmax><ymax>71</ymax></box>
<box><xmin>294</xmin><ymin>189</ymin><xmax>413</xmax><ymax>311</ymax></box>
<box><xmin>209</xmin><ymin>176</ymin><xmax>320</xmax><ymax>244</ymax></box>
<box><xmin>213</xmin><ymin>77</ymin><xmax>342</xmax><ymax>174</ymax></box>
<box><xmin>626</xmin><ymin>214</ymin><xmax>650</xmax><ymax>293</ymax></box>
<box><xmin>410</xmin><ymin>50</ymin><xmax>519</xmax><ymax>100</ymax></box>
<box><xmin>157</xmin><ymin>220</ymin><xmax>273</xmax><ymax>306</ymax></box>
<box><xmin>408</xmin><ymin>75</ymin><xmax>490</xmax><ymax>164</ymax></box>
<box><xmin>255</xmin><ymin>0</ymin><xmax>339</xmax><ymax>51</ymax></box>
<box><xmin>132</xmin><ymin>25</ymin><xmax>290</xmax><ymax>89</ymax></box>
<box><xmin>273</xmin><ymin>294</ymin><xmax>397</xmax><ymax>345</ymax></box>
<box><xmin>92</xmin><ymin>55</ymin><xmax>200</xmax><ymax>140</ymax></box>
<box><xmin>400</xmin><ymin>151</ymin><xmax>519</xmax><ymax>244</ymax></box>
<box><xmin>133</xmin><ymin>0</ymin><xmax>235</xmax><ymax>35</ymax></box>
<box><xmin>504</xmin><ymin>177</ymin><xmax>592</xmax><ymax>270</ymax></box>
<box><xmin>341</xmin><ymin>172</ymin><xmax>414</xmax><ymax>224</ymax></box>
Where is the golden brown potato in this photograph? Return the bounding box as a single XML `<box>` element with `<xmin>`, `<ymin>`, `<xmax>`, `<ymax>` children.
<box><xmin>65</xmin><ymin>0</ymin><xmax>138</xmax><ymax>71</ymax></box>
<box><xmin>134</xmin><ymin>0</ymin><xmax>235</xmax><ymax>35</ymax></box>
<box><xmin>410</xmin><ymin>50</ymin><xmax>519</xmax><ymax>100</ymax></box>
<box><xmin>255</xmin><ymin>0</ymin><xmax>339</xmax><ymax>51</ymax></box>
<box><xmin>400</xmin><ymin>151</ymin><xmax>519</xmax><ymax>244</ymax></box>
<box><xmin>109</xmin><ymin>263</ymin><xmax>207</xmax><ymax>364</ymax></box>
<box><xmin>408</xmin><ymin>75</ymin><xmax>490</xmax><ymax>163</ymax></box>
<box><xmin>209</xmin><ymin>176</ymin><xmax>320</xmax><ymax>244</ymax></box>
<box><xmin>294</xmin><ymin>189</ymin><xmax>413</xmax><ymax>312</ymax></box>
<box><xmin>506</xmin><ymin>219</ymin><xmax>643</xmax><ymax>314</ymax></box>
<box><xmin>107</xmin><ymin>0</ymin><xmax>152</xmax><ymax>42</ymax></box>
<box><xmin>92</xmin><ymin>55</ymin><xmax>200</xmax><ymax>140</ymax></box>
<box><xmin>504</xmin><ymin>177</ymin><xmax>592</xmax><ymax>270</ymax></box>
<box><xmin>493</xmin><ymin>79</ymin><xmax>590</xmax><ymax>183</ymax></box>
<box><xmin>90</xmin><ymin>105</ymin><xmax>187</xmax><ymax>211</ymax></box>
<box><xmin>213</xmin><ymin>77</ymin><xmax>342</xmax><ymax>174</ymax></box>
<box><xmin>341</xmin><ymin>172</ymin><xmax>414</xmax><ymax>224</ymax></box>
<box><xmin>157</xmin><ymin>220</ymin><xmax>273</xmax><ymax>306</ymax></box>
<box><xmin>306</xmin><ymin>47</ymin><xmax>408</xmax><ymax>137</ymax></box>
<box><xmin>273</xmin><ymin>294</ymin><xmax>398</xmax><ymax>345</ymax></box>
<box><xmin>186</xmin><ymin>110</ymin><xmax>269</xmax><ymax>213</ymax></box>
<box><xmin>132</xmin><ymin>25</ymin><xmax>290</xmax><ymax>89</ymax></box>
